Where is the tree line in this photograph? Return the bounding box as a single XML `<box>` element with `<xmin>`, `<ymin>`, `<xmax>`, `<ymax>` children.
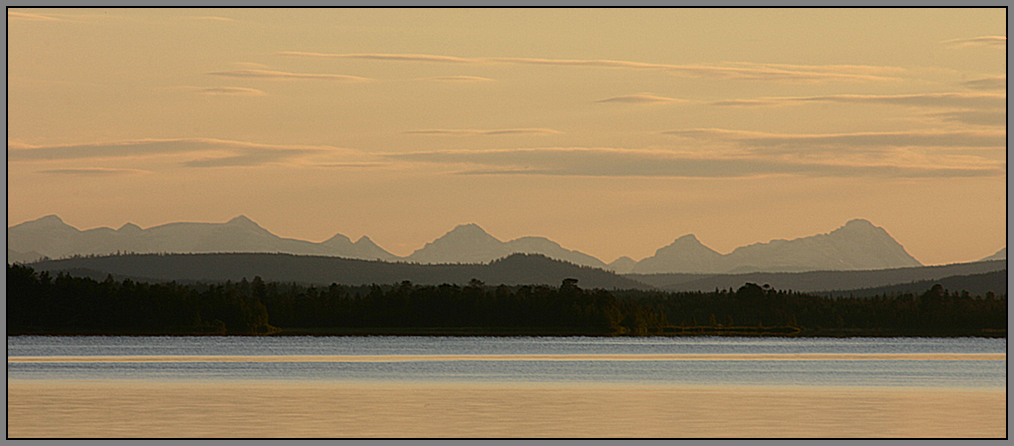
<box><xmin>7</xmin><ymin>264</ymin><xmax>1006</xmax><ymax>336</ymax></box>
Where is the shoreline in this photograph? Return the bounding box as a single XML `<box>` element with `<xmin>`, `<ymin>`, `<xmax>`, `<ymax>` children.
<box><xmin>7</xmin><ymin>327</ymin><xmax>1007</xmax><ymax>338</ymax></box>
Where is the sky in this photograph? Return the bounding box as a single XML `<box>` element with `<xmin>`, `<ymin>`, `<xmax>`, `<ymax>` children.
<box><xmin>6</xmin><ymin>8</ymin><xmax>1007</xmax><ymax>265</ymax></box>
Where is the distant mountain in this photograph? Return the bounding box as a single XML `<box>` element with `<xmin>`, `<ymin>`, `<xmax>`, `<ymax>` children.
<box><xmin>627</xmin><ymin>259</ymin><xmax>1007</xmax><ymax>294</ymax></box>
<box><xmin>631</xmin><ymin>219</ymin><xmax>922</xmax><ymax>274</ymax></box>
<box><xmin>633</xmin><ymin>234</ymin><xmax>724</xmax><ymax>274</ymax></box>
<box><xmin>606</xmin><ymin>256</ymin><xmax>637</xmax><ymax>274</ymax></box>
<box><xmin>404</xmin><ymin>223</ymin><xmax>608</xmax><ymax>268</ymax></box>
<box><xmin>27</xmin><ymin>252</ymin><xmax>651</xmax><ymax>290</ymax></box>
<box><xmin>7</xmin><ymin>215</ymin><xmax>397</xmax><ymax>262</ymax></box>
<box><xmin>980</xmin><ymin>248</ymin><xmax>1007</xmax><ymax>261</ymax></box>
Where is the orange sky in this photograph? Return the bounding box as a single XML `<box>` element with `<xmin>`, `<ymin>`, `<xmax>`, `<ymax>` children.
<box><xmin>6</xmin><ymin>8</ymin><xmax>1007</xmax><ymax>265</ymax></box>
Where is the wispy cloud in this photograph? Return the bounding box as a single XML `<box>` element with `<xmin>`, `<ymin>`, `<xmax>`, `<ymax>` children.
<box><xmin>8</xmin><ymin>138</ymin><xmax>324</xmax><ymax>168</ymax></box>
<box><xmin>37</xmin><ymin>168</ymin><xmax>150</xmax><ymax>176</ymax></box>
<box><xmin>277</xmin><ymin>52</ymin><xmax>903</xmax><ymax>83</ymax></box>
<box><xmin>387</xmin><ymin>147</ymin><xmax>1002</xmax><ymax>179</ymax></box>
<box><xmin>403</xmin><ymin>128</ymin><xmax>563</xmax><ymax>136</ymax></box>
<box><xmin>596</xmin><ymin>93</ymin><xmax>684</xmax><ymax>104</ymax></box>
<box><xmin>961</xmin><ymin>76</ymin><xmax>1006</xmax><ymax>91</ymax></box>
<box><xmin>664</xmin><ymin>128</ymin><xmax>1006</xmax><ymax>152</ymax></box>
<box><xmin>711</xmin><ymin>93</ymin><xmax>1005</xmax><ymax>109</ymax></box>
<box><xmin>279</xmin><ymin>52</ymin><xmax>476</xmax><ymax>63</ymax></box>
<box><xmin>419</xmin><ymin>76</ymin><xmax>494</xmax><ymax>82</ymax></box>
<box><xmin>942</xmin><ymin>36</ymin><xmax>1007</xmax><ymax>48</ymax></box>
<box><xmin>7</xmin><ymin>11</ymin><xmax>64</xmax><ymax>21</ymax></box>
<box><xmin>930</xmin><ymin>110</ymin><xmax>1007</xmax><ymax>127</ymax></box>
<box><xmin>207</xmin><ymin>69</ymin><xmax>372</xmax><ymax>82</ymax></box>
<box><xmin>198</xmin><ymin>87</ymin><xmax>265</xmax><ymax>96</ymax></box>
<box><xmin>181</xmin><ymin>147</ymin><xmax>317</xmax><ymax>168</ymax></box>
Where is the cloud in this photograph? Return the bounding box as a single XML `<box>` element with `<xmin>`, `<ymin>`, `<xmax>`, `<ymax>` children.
<box><xmin>277</xmin><ymin>52</ymin><xmax>902</xmax><ymax>82</ymax></box>
<box><xmin>403</xmin><ymin>128</ymin><xmax>563</xmax><ymax>136</ymax></box>
<box><xmin>198</xmin><ymin>87</ymin><xmax>265</xmax><ymax>96</ymax></box>
<box><xmin>596</xmin><ymin>93</ymin><xmax>684</xmax><ymax>104</ymax></box>
<box><xmin>278</xmin><ymin>52</ymin><xmax>477</xmax><ymax>63</ymax></box>
<box><xmin>387</xmin><ymin>147</ymin><xmax>1002</xmax><ymax>179</ymax></box>
<box><xmin>181</xmin><ymin>147</ymin><xmax>317</xmax><ymax>168</ymax></box>
<box><xmin>961</xmin><ymin>76</ymin><xmax>1006</xmax><ymax>91</ymax></box>
<box><xmin>7</xmin><ymin>11</ymin><xmax>63</xmax><ymax>21</ymax></box>
<box><xmin>206</xmin><ymin>69</ymin><xmax>372</xmax><ymax>82</ymax></box>
<box><xmin>420</xmin><ymin>76</ymin><xmax>494</xmax><ymax>82</ymax></box>
<box><xmin>663</xmin><ymin>128</ymin><xmax>1006</xmax><ymax>152</ymax></box>
<box><xmin>942</xmin><ymin>36</ymin><xmax>1007</xmax><ymax>48</ymax></box>
<box><xmin>930</xmin><ymin>110</ymin><xmax>1007</xmax><ymax>127</ymax></box>
<box><xmin>37</xmin><ymin>168</ymin><xmax>150</xmax><ymax>176</ymax></box>
<box><xmin>8</xmin><ymin>138</ymin><xmax>324</xmax><ymax>168</ymax></box>
<box><xmin>711</xmin><ymin>93</ymin><xmax>1006</xmax><ymax>109</ymax></box>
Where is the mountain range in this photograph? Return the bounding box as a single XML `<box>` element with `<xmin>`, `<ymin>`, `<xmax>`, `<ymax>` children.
<box><xmin>7</xmin><ymin>215</ymin><xmax>1004</xmax><ymax>274</ymax></box>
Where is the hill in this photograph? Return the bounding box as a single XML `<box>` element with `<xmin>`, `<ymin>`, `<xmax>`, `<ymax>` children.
<box><xmin>627</xmin><ymin>259</ymin><xmax>1007</xmax><ymax>293</ymax></box>
<box><xmin>821</xmin><ymin>269</ymin><xmax>1007</xmax><ymax>298</ymax></box>
<box><xmin>27</xmin><ymin>252</ymin><xmax>652</xmax><ymax>290</ymax></box>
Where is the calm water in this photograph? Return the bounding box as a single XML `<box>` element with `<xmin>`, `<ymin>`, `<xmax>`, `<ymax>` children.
<box><xmin>7</xmin><ymin>336</ymin><xmax>1007</xmax><ymax>437</ymax></box>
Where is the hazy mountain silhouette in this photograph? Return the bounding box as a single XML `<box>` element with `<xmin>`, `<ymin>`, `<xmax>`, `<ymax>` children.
<box><xmin>7</xmin><ymin>215</ymin><xmax>396</xmax><ymax>261</ymax></box>
<box><xmin>632</xmin><ymin>219</ymin><xmax>922</xmax><ymax>274</ymax></box>
<box><xmin>606</xmin><ymin>256</ymin><xmax>637</xmax><ymax>274</ymax></box>
<box><xmin>27</xmin><ymin>252</ymin><xmax>651</xmax><ymax>289</ymax></box>
<box><xmin>627</xmin><ymin>259</ymin><xmax>1006</xmax><ymax>293</ymax></box>
<box><xmin>8</xmin><ymin>215</ymin><xmax>932</xmax><ymax>275</ymax></box>
<box><xmin>403</xmin><ymin>223</ymin><xmax>608</xmax><ymax>268</ymax></box>
<box><xmin>980</xmin><ymin>247</ymin><xmax>1006</xmax><ymax>261</ymax></box>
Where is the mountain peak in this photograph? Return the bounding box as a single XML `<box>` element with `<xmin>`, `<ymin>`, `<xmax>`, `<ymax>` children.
<box><xmin>10</xmin><ymin>215</ymin><xmax>73</xmax><ymax>231</ymax></box>
<box><xmin>117</xmin><ymin>222</ymin><xmax>142</xmax><ymax>233</ymax></box>
<box><xmin>227</xmin><ymin>215</ymin><xmax>258</xmax><ymax>226</ymax></box>
<box><xmin>37</xmin><ymin>214</ymin><xmax>65</xmax><ymax>224</ymax></box>
<box><xmin>674</xmin><ymin>233</ymin><xmax>702</xmax><ymax>244</ymax></box>
<box><xmin>449</xmin><ymin>223</ymin><xmax>489</xmax><ymax>235</ymax></box>
<box><xmin>844</xmin><ymin>218</ymin><xmax>874</xmax><ymax>227</ymax></box>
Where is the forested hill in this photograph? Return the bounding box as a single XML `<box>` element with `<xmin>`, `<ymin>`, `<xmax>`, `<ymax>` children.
<box><xmin>820</xmin><ymin>269</ymin><xmax>1007</xmax><ymax>298</ymax></box>
<box><xmin>26</xmin><ymin>252</ymin><xmax>652</xmax><ymax>290</ymax></box>
<box><xmin>627</xmin><ymin>260</ymin><xmax>1007</xmax><ymax>293</ymax></box>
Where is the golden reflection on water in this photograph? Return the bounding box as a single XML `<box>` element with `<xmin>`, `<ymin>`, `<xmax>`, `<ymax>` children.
<box><xmin>7</xmin><ymin>380</ymin><xmax>1006</xmax><ymax>438</ymax></box>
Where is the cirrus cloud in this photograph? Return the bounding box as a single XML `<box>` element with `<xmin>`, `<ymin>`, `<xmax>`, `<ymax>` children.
<box><xmin>664</xmin><ymin>128</ymin><xmax>1006</xmax><ymax>152</ymax></box>
<box><xmin>8</xmin><ymin>138</ymin><xmax>327</xmax><ymax>168</ymax></box>
<box><xmin>37</xmin><ymin>168</ymin><xmax>150</xmax><ymax>176</ymax></box>
<box><xmin>403</xmin><ymin>128</ymin><xmax>563</xmax><ymax>136</ymax></box>
<box><xmin>942</xmin><ymin>36</ymin><xmax>1006</xmax><ymax>48</ymax></box>
<box><xmin>276</xmin><ymin>52</ymin><xmax>903</xmax><ymax>83</ymax></box>
<box><xmin>961</xmin><ymin>76</ymin><xmax>1006</xmax><ymax>91</ymax></box>
<box><xmin>207</xmin><ymin>69</ymin><xmax>372</xmax><ymax>82</ymax></box>
<box><xmin>198</xmin><ymin>87</ymin><xmax>265</xmax><ymax>96</ymax></box>
<box><xmin>596</xmin><ymin>93</ymin><xmax>685</xmax><ymax>104</ymax></box>
<box><xmin>386</xmin><ymin>147</ymin><xmax>1002</xmax><ymax>179</ymax></box>
<box><xmin>711</xmin><ymin>93</ymin><xmax>1005</xmax><ymax>109</ymax></box>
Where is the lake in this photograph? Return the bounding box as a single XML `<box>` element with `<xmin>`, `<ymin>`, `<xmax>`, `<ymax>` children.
<box><xmin>7</xmin><ymin>336</ymin><xmax>1007</xmax><ymax>438</ymax></box>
